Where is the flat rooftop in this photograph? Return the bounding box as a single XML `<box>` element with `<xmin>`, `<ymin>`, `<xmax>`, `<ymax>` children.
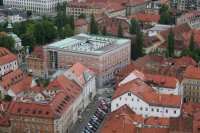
<box><xmin>46</xmin><ymin>33</ymin><xmax>130</xmax><ymax>56</ymax></box>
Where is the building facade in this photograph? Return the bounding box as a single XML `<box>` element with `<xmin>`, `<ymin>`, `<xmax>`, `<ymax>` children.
<box><xmin>3</xmin><ymin>0</ymin><xmax>71</xmax><ymax>14</ymax></box>
<box><xmin>182</xmin><ymin>66</ymin><xmax>200</xmax><ymax>102</ymax></box>
<box><xmin>66</xmin><ymin>2</ymin><xmax>126</xmax><ymax>19</ymax></box>
<box><xmin>26</xmin><ymin>47</ymin><xmax>45</xmax><ymax>78</ymax></box>
<box><xmin>63</xmin><ymin>62</ymin><xmax>96</xmax><ymax>108</ymax></box>
<box><xmin>0</xmin><ymin>47</ymin><xmax>18</xmax><ymax>77</ymax></box>
<box><xmin>43</xmin><ymin>33</ymin><xmax>131</xmax><ymax>87</ymax></box>
<box><xmin>176</xmin><ymin>11</ymin><xmax>200</xmax><ymax>30</ymax></box>
<box><xmin>111</xmin><ymin>79</ymin><xmax>182</xmax><ymax>118</ymax></box>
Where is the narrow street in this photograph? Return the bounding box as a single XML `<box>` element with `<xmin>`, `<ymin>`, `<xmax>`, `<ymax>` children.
<box><xmin>70</xmin><ymin>87</ymin><xmax>114</xmax><ymax>133</ymax></box>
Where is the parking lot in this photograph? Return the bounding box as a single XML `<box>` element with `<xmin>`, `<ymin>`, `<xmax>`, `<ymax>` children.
<box><xmin>70</xmin><ymin>87</ymin><xmax>114</xmax><ymax>133</ymax></box>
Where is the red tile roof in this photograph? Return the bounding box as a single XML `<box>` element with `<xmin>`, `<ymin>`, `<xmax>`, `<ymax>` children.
<box><xmin>0</xmin><ymin>101</ymin><xmax>11</xmax><ymax>126</ymax></box>
<box><xmin>145</xmin><ymin>117</ymin><xmax>169</xmax><ymax>126</ymax></box>
<box><xmin>129</xmin><ymin>14</ymin><xmax>160</xmax><ymax>23</ymax></box>
<box><xmin>28</xmin><ymin>46</ymin><xmax>44</xmax><ymax>59</ymax></box>
<box><xmin>100</xmin><ymin>105</ymin><xmax>140</xmax><ymax>133</ymax></box>
<box><xmin>104</xmin><ymin>4</ymin><xmax>126</xmax><ymax>13</ymax></box>
<box><xmin>113</xmin><ymin>79</ymin><xmax>182</xmax><ymax>107</ymax></box>
<box><xmin>0</xmin><ymin>47</ymin><xmax>17</xmax><ymax>66</ymax></box>
<box><xmin>174</xmin><ymin>56</ymin><xmax>197</xmax><ymax>67</ymax></box>
<box><xmin>74</xmin><ymin>18</ymin><xmax>88</xmax><ymax>26</ymax></box>
<box><xmin>10</xmin><ymin>76</ymin><xmax>33</xmax><ymax>95</ymax></box>
<box><xmin>139</xmin><ymin>92</ymin><xmax>181</xmax><ymax>107</ymax></box>
<box><xmin>183</xmin><ymin>66</ymin><xmax>200</xmax><ymax>79</ymax></box>
<box><xmin>94</xmin><ymin>13</ymin><xmax>108</xmax><ymax>21</ymax></box>
<box><xmin>144</xmin><ymin>73</ymin><xmax>179</xmax><ymax>88</ymax></box>
<box><xmin>69</xmin><ymin>62</ymin><xmax>94</xmax><ymax>85</ymax></box>
<box><xmin>139</xmin><ymin>128</ymin><xmax>169</xmax><ymax>133</ymax></box>
<box><xmin>113</xmin><ymin>79</ymin><xmax>155</xmax><ymax>99</ymax></box>
<box><xmin>0</xmin><ymin>69</ymin><xmax>24</xmax><ymax>89</ymax></box>
<box><xmin>46</xmin><ymin>74</ymin><xmax>82</xmax><ymax>96</ymax></box>
<box><xmin>8</xmin><ymin>91</ymin><xmax>75</xmax><ymax>118</ymax></box>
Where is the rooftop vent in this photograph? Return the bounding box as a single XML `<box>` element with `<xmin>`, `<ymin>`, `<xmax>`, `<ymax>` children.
<box><xmin>17</xmin><ymin>108</ymin><xmax>21</xmax><ymax>113</ymax></box>
<box><xmin>32</xmin><ymin>109</ymin><xmax>37</xmax><ymax>114</ymax></box>
<box><xmin>25</xmin><ymin>108</ymin><xmax>29</xmax><ymax>114</ymax></box>
<box><xmin>38</xmin><ymin>110</ymin><xmax>42</xmax><ymax>115</ymax></box>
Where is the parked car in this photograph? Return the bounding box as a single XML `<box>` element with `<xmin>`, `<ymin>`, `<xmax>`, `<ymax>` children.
<box><xmin>89</xmin><ymin>121</ymin><xmax>98</xmax><ymax>129</ymax></box>
<box><xmin>90</xmin><ymin>118</ymin><xmax>100</xmax><ymax>126</ymax></box>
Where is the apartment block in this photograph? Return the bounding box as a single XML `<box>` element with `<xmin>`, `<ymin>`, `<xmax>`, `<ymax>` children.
<box><xmin>43</xmin><ymin>33</ymin><xmax>131</xmax><ymax>87</ymax></box>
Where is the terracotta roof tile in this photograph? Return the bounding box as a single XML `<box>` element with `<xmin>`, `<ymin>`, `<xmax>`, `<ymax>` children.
<box><xmin>28</xmin><ymin>46</ymin><xmax>44</xmax><ymax>59</ymax></box>
<box><xmin>144</xmin><ymin>73</ymin><xmax>179</xmax><ymax>88</ymax></box>
<box><xmin>183</xmin><ymin>66</ymin><xmax>200</xmax><ymax>79</ymax></box>
<box><xmin>0</xmin><ymin>47</ymin><xmax>17</xmax><ymax>66</ymax></box>
<box><xmin>174</xmin><ymin>56</ymin><xmax>197</xmax><ymax>67</ymax></box>
<box><xmin>100</xmin><ymin>105</ymin><xmax>140</xmax><ymax>133</ymax></box>
<box><xmin>0</xmin><ymin>69</ymin><xmax>24</xmax><ymax>90</ymax></box>
<box><xmin>113</xmin><ymin>78</ymin><xmax>155</xmax><ymax>99</ymax></box>
<box><xmin>46</xmin><ymin>74</ymin><xmax>82</xmax><ymax>97</ymax></box>
<box><xmin>129</xmin><ymin>14</ymin><xmax>160</xmax><ymax>23</ymax></box>
<box><xmin>145</xmin><ymin>117</ymin><xmax>169</xmax><ymax>126</ymax></box>
<box><xmin>74</xmin><ymin>18</ymin><xmax>88</xmax><ymax>26</ymax></box>
<box><xmin>139</xmin><ymin>128</ymin><xmax>169</xmax><ymax>133</ymax></box>
<box><xmin>10</xmin><ymin>76</ymin><xmax>33</xmax><ymax>95</ymax></box>
<box><xmin>69</xmin><ymin>62</ymin><xmax>94</xmax><ymax>85</ymax></box>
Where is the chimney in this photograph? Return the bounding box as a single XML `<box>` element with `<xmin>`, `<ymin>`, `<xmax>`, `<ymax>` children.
<box><xmin>159</xmin><ymin>95</ymin><xmax>162</xmax><ymax>103</ymax></box>
<box><xmin>1</xmin><ymin>103</ymin><xmax>4</xmax><ymax>112</ymax></box>
<box><xmin>40</xmin><ymin>83</ymin><xmax>44</xmax><ymax>88</ymax></box>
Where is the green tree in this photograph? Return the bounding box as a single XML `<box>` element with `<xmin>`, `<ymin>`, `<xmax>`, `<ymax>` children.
<box><xmin>189</xmin><ymin>33</ymin><xmax>195</xmax><ymax>51</ymax></box>
<box><xmin>33</xmin><ymin>22</ymin><xmax>45</xmax><ymax>45</ymax></box>
<box><xmin>101</xmin><ymin>26</ymin><xmax>107</xmax><ymax>36</ymax></box>
<box><xmin>159</xmin><ymin>12</ymin><xmax>173</xmax><ymax>25</ymax></box>
<box><xmin>41</xmin><ymin>20</ymin><xmax>57</xmax><ymax>43</ymax></box>
<box><xmin>60</xmin><ymin>24</ymin><xmax>74</xmax><ymax>39</ymax></box>
<box><xmin>130</xmin><ymin>18</ymin><xmax>139</xmax><ymax>34</ymax></box>
<box><xmin>167</xmin><ymin>29</ymin><xmax>175</xmax><ymax>57</ymax></box>
<box><xmin>180</xmin><ymin>49</ymin><xmax>199</xmax><ymax>61</ymax></box>
<box><xmin>0</xmin><ymin>0</ymin><xmax>3</xmax><ymax>6</ymax></box>
<box><xmin>21</xmin><ymin>31</ymin><xmax>36</xmax><ymax>52</ymax></box>
<box><xmin>78</xmin><ymin>13</ymin><xmax>86</xmax><ymax>19</ymax></box>
<box><xmin>26</xmin><ymin>10</ymin><xmax>32</xmax><ymax>18</ymax></box>
<box><xmin>135</xmin><ymin>29</ymin><xmax>144</xmax><ymax>56</ymax></box>
<box><xmin>68</xmin><ymin>15</ymin><xmax>74</xmax><ymax>30</ymax></box>
<box><xmin>4</xmin><ymin>95</ymin><xmax>12</xmax><ymax>101</ymax></box>
<box><xmin>90</xmin><ymin>14</ymin><xmax>98</xmax><ymax>34</ymax></box>
<box><xmin>117</xmin><ymin>23</ymin><xmax>124</xmax><ymax>38</ymax></box>
<box><xmin>159</xmin><ymin>4</ymin><xmax>169</xmax><ymax>14</ymax></box>
<box><xmin>0</xmin><ymin>35</ymin><xmax>15</xmax><ymax>51</ymax></box>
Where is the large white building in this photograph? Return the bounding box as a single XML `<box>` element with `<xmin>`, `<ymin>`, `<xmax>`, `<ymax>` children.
<box><xmin>0</xmin><ymin>47</ymin><xmax>18</xmax><ymax>77</ymax></box>
<box><xmin>3</xmin><ymin>0</ymin><xmax>71</xmax><ymax>14</ymax></box>
<box><xmin>43</xmin><ymin>33</ymin><xmax>131</xmax><ymax>87</ymax></box>
<box><xmin>111</xmin><ymin>79</ymin><xmax>182</xmax><ymax>118</ymax></box>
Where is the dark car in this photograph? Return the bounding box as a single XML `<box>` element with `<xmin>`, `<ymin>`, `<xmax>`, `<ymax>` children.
<box><xmin>90</xmin><ymin>119</ymin><xmax>100</xmax><ymax>126</ymax></box>
<box><xmin>94</xmin><ymin>114</ymin><xmax>103</xmax><ymax>121</ymax></box>
<box><xmin>89</xmin><ymin>121</ymin><xmax>98</xmax><ymax>128</ymax></box>
<box><xmin>94</xmin><ymin>113</ymin><xmax>104</xmax><ymax>120</ymax></box>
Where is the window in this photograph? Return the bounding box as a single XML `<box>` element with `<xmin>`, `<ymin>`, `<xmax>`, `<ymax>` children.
<box><xmin>132</xmin><ymin>98</ymin><xmax>134</xmax><ymax>101</ymax></box>
<box><xmin>140</xmin><ymin>107</ymin><xmax>143</xmax><ymax>111</ymax></box>
<box><xmin>137</xmin><ymin>99</ymin><xmax>139</xmax><ymax>102</ymax></box>
<box><xmin>146</xmin><ymin>108</ymin><xmax>148</xmax><ymax>111</ymax></box>
<box><xmin>157</xmin><ymin>109</ymin><xmax>159</xmax><ymax>112</ymax></box>
<box><xmin>151</xmin><ymin>108</ymin><xmax>154</xmax><ymax>112</ymax></box>
<box><xmin>116</xmin><ymin>104</ymin><xmax>118</xmax><ymax>107</ymax></box>
<box><xmin>174</xmin><ymin>110</ymin><xmax>176</xmax><ymax>114</ymax></box>
<box><xmin>166</xmin><ymin>110</ymin><xmax>168</xmax><ymax>113</ymax></box>
<box><xmin>128</xmin><ymin>93</ymin><xmax>131</xmax><ymax>96</ymax></box>
<box><xmin>125</xmin><ymin>98</ymin><xmax>127</xmax><ymax>101</ymax></box>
